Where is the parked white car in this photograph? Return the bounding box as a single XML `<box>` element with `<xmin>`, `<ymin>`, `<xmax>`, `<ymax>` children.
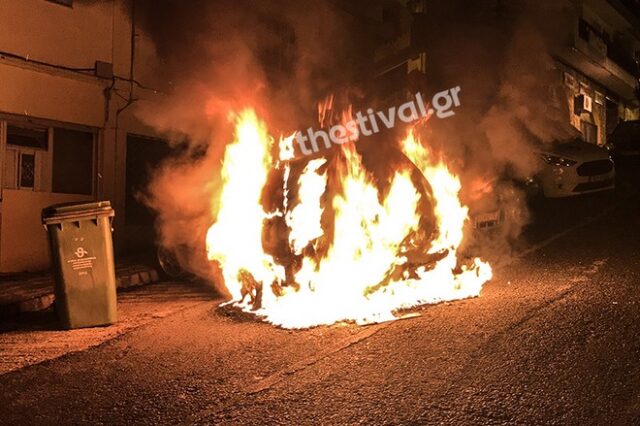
<box><xmin>536</xmin><ymin>138</ymin><xmax>615</xmax><ymax>198</ymax></box>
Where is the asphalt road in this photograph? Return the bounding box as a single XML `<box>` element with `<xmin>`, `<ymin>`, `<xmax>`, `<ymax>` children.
<box><xmin>0</xmin><ymin>180</ymin><xmax>639</xmax><ymax>424</ymax></box>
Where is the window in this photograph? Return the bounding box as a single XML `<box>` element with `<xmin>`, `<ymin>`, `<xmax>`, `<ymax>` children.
<box><xmin>578</xmin><ymin>18</ymin><xmax>590</xmax><ymax>41</ymax></box>
<box><xmin>4</xmin><ymin>125</ymin><xmax>48</xmax><ymax>190</ymax></box>
<box><xmin>3</xmin><ymin>122</ymin><xmax>95</xmax><ymax>194</ymax></box>
<box><xmin>52</xmin><ymin>128</ymin><xmax>94</xmax><ymax>195</ymax></box>
<box><xmin>581</xmin><ymin>121</ymin><xmax>598</xmax><ymax>145</ymax></box>
<box><xmin>19</xmin><ymin>154</ymin><xmax>36</xmax><ymax>188</ymax></box>
<box><xmin>7</xmin><ymin>126</ymin><xmax>48</xmax><ymax>149</ymax></box>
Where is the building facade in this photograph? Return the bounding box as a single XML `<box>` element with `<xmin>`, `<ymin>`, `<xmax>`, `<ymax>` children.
<box><xmin>371</xmin><ymin>0</ymin><xmax>640</xmax><ymax>146</ymax></box>
<box><xmin>555</xmin><ymin>0</ymin><xmax>640</xmax><ymax>146</ymax></box>
<box><xmin>0</xmin><ymin>0</ymin><xmax>163</xmax><ymax>272</ymax></box>
<box><xmin>3</xmin><ymin>0</ymin><xmax>639</xmax><ymax>272</ymax></box>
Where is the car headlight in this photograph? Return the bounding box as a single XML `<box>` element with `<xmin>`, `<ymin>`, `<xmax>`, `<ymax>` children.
<box><xmin>540</xmin><ymin>154</ymin><xmax>577</xmax><ymax>167</ymax></box>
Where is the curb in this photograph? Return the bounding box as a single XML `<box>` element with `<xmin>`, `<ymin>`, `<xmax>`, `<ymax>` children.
<box><xmin>0</xmin><ymin>266</ymin><xmax>161</xmax><ymax>318</ymax></box>
<box><xmin>115</xmin><ymin>267</ymin><xmax>160</xmax><ymax>290</ymax></box>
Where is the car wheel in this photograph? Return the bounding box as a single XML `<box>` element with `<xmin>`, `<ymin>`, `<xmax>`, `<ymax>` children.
<box><xmin>156</xmin><ymin>246</ymin><xmax>188</xmax><ymax>279</ymax></box>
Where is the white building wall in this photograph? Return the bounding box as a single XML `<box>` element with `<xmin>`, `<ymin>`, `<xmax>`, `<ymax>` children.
<box><xmin>0</xmin><ymin>0</ymin><xmax>163</xmax><ymax>272</ymax></box>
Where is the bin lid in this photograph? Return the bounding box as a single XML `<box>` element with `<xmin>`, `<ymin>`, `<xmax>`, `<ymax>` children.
<box><xmin>42</xmin><ymin>201</ymin><xmax>114</xmax><ymax>224</ymax></box>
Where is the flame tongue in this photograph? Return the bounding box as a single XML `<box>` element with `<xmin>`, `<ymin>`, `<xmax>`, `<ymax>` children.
<box><xmin>205</xmin><ymin>109</ymin><xmax>285</xmax><ymax>303</ymax></box>
<box><xmin>206</xmin><ymin>109</ymin><xmax>492</xmax><ymax>328</ymax></box>
<box><xmin>286</xmin><ymin>158</ymin><xmax>327</xmax><ymax>256</ymax></box>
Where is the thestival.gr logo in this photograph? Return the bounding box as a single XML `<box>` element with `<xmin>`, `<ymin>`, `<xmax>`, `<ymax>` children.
<box><xmin>293</xmin><ymin>87</ymin><xmax>463</xmax><ymax>156</ymax></box>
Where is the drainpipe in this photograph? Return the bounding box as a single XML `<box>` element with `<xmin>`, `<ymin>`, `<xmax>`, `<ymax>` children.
<box><xmin>113</xmin><ymin>0</ymin><xmax>137</xmax><ymax>253</ymax></box>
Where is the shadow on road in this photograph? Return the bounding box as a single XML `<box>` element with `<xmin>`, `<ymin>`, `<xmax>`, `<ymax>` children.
<box><xmin>0</xmin><ymin>310</ymin><xmax>61</xmax><ymax>333</ymax></box>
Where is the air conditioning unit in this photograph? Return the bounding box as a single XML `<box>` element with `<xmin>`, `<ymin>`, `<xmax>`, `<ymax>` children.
<box><xmin>574</xmin><ymin>94</ymin><xmax>593</xmax><ymax>115</ymax></box>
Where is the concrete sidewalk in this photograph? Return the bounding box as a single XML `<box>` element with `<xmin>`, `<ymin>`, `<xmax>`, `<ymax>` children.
<box><xmin>0</xmin><ymin>281</ymin><xmax>218</xmax><ymax>375</ymax></box>
<box><xmin>0</xmin><ymin>259</ymin><xmax>161</xmax><ymax>319</ymax></box>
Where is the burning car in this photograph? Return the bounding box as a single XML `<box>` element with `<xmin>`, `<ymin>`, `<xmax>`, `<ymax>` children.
<box><xmin>204</xmin><ymin>109</ymin><xmax>493</xmax><ymax>328</ymax></box>
<box><xmin>535</xmin><ymin>138</ymin><xmax>615</xmax><ymax>198</ymax></box>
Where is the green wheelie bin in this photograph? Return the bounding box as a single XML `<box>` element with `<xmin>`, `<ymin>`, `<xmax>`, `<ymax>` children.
<box><xmin>42</xmin><ymin>201</ymin><xmax>117</xmax><ymax>329</ymax></box>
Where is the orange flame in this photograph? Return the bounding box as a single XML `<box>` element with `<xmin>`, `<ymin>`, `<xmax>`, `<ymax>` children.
<box><xmin>206</xmin><ymin>109</ymin><xmax>492</xmax><ymax>328</ymax></box>
<box><xmin>205</xmin><ymin>109</ymin><xmax>284</xmax><ymax>303</ymax></box>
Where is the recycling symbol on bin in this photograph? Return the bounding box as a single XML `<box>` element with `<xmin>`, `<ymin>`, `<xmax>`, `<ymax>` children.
<box><xmin>75</xmin><ymin>247</ymin><xmax>89</xmax><ymax>258</ymax></box>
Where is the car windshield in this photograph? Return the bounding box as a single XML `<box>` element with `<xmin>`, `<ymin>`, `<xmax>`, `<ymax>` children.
<box><xmin>553</xmin><ymin>137</ymin><xmax>584</xmax><ymax>146</ymax></box>
<box><xmin>542</xmin><ymin>137</ymin><xmax>587</xmax><ymax>151</ymax></box>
